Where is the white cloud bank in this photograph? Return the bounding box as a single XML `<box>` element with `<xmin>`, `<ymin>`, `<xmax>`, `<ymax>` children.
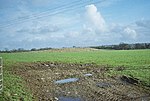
<box><xmin>0</xmin><ymin>3</ymin><xmax>149</xmax><ymax>50</ymax></box>
<box><xmin>123</xmin><ymin>27</ymin><xmax>137</xmax><ymax>39</ymax></box>
<box><xmin>84</xmin><ymin>4</ymin><xmax>138</xmax><ymax>40</ymax></box>
<box><xmin>85</xmin><ymin>4</ymin><xmax>106</xmax><ymax>33</ymax></box>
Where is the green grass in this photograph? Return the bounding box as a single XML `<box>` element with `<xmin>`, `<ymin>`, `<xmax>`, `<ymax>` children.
<box><xmin>1</xmin><ymin>49</ymin><xmax>150</xmax><ymax>67</ymax></box>
<box><xmin>0</xmin><ymin>71</ymin><xmax>32</xmax><ymax>101</ymax></box>
<box><xmin>0</xmin><ymin>49</ymin><xmax>150</xmax><ymax>100</ymax></box>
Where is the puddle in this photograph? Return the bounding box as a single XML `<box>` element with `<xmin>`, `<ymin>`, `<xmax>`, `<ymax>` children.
<box><xmin>96</xmin><ymin>82</ymin><xmax>112</xmax><ymax>88</ymax></box>
<box><xmin>84</xmin><ymin>73</ymin><xmax>92</xmax><ymax>76</ymax></box>
<box><xmin>58</xmin><ymin>96</ymin><xmax>83</xmax><ymax>101</ymax></box>
<box><xmin>119</xmin><ymin>75</ymin><xmax>139</xmax><ymax>85</ymax></box>
<box><xmin>55</xmin><ymin>78</ymin><xmax>79</xmax><ymax>84</ymax></box>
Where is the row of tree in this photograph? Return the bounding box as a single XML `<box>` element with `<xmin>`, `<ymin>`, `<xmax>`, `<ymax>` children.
<box><xmin>0</xmin><ymin>47</ymin><xmax>52</xmax><ymax>53</ymax></box>
<box><xmin>90</xmin><ymin>43</ymin><xmax>150</xmax><ymax>50</ymax></box>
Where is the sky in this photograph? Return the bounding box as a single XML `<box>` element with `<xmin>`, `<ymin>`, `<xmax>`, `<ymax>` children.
<box><xmin>0</xmin><ymin>0</ymin><xmax>150</xmax><ymax>50</ymax></box>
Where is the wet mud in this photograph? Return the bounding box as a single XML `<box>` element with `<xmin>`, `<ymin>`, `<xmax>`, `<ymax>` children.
<box><xmin>12</xmin><ymin>62</ymin><xmax>150</xmax><ymax>101</ymax></box>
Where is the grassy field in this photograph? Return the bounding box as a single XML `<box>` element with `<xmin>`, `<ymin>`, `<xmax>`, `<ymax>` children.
<box><xmin>1</xmin><ymin>49</ymin><xmax>150</xmax><ymax>66</ymax></box>
<box><xmin>0</xmin><ymin>48</ymin><xmax>150</xmax><ymax>100</ymax></box>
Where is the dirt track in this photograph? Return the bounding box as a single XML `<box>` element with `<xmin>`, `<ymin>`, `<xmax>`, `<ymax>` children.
<box><xmin>12</xmin><ymin>62</ymin><xmax>150</xmax><ymax>101</ymax></box>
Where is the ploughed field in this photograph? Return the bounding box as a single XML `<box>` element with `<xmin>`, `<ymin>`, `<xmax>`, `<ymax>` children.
<box><xmin>0</xmin><ymin>48</ymin><xmax>150</xmax><ymax>100</ymax></box>
<box><xmin>13</xmin><ymin>62</ymin><xmax>150</xmax><ymax>101</ymax></box>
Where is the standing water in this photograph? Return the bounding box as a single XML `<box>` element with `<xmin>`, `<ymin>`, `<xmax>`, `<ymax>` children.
<box><xmin>55</xmin><ymin>78</ymin><xmax>79</xmax><ymax>84</ymax></box>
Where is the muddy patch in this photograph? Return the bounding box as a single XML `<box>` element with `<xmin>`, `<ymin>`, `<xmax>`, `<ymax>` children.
<box><xmin>119</xmin><ymin>75</ymin><xmax>141</xmax><ymax>85</ymax></box>
<box><xmin>12</xmin><ymin>62</ymin><xmax>150</xmax><ymax>101</ymax></box>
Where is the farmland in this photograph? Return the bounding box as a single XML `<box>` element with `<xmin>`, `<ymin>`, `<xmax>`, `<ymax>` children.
<box><xmin>0</xmin><ymin>48</ymin><xmax>150</xmax><ymax>100</ymax></box>
<box><xmin>1</xmin><ymin>48</ymin><xmax>150</xmax><ymax>66</ymax></box>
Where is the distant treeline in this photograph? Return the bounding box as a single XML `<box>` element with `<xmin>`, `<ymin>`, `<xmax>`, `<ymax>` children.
<box><xmin>0</xmin><ymin>47</ymin><xmax>52</xmax><ymax>53</ymax></box>
<box><xmin>1</xmin><ymin>43</ymin><xmax>150</xmax><ymax>53</ymax></box>
<box><xmin>90</xmin><ymin>43</ymin><xmax>150</xmax><ymax>50</ymax></box>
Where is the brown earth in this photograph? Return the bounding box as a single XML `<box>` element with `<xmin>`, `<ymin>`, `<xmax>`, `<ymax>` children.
<box><xmin>12</xmin><ymin>62</ymin><xmax>150</xmax><ymax>101</ymax></box>
<box><xmin>33</xmin><ymin>48</ymin><xmax>99</xmax><ymax>53</ymax></box>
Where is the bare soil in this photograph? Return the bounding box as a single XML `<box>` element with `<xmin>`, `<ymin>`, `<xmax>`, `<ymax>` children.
<box><xmin>12</xmin><ymin>62</ymin><xmax>150</xmax><ymax>101</ymax></box>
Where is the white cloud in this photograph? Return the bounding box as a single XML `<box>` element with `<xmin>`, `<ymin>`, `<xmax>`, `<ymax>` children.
<box><xmin>123</xmin><ymin>27</ymin><xmax>137</xmax><ymax>39</ymax></box>
<box><xmin>85</xmin><ymin>4</ymin><xmax>106</xmax><ymax>33</ymax></box>
<box><xmin>1</xmin><ymin>2</ymin><xmax>150</xmax><ymax>50</ymax></box>
<box><xmin>83</xmin><ymin>4</ymin><xmax>138</xmax><ymax>41</ymax></box>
